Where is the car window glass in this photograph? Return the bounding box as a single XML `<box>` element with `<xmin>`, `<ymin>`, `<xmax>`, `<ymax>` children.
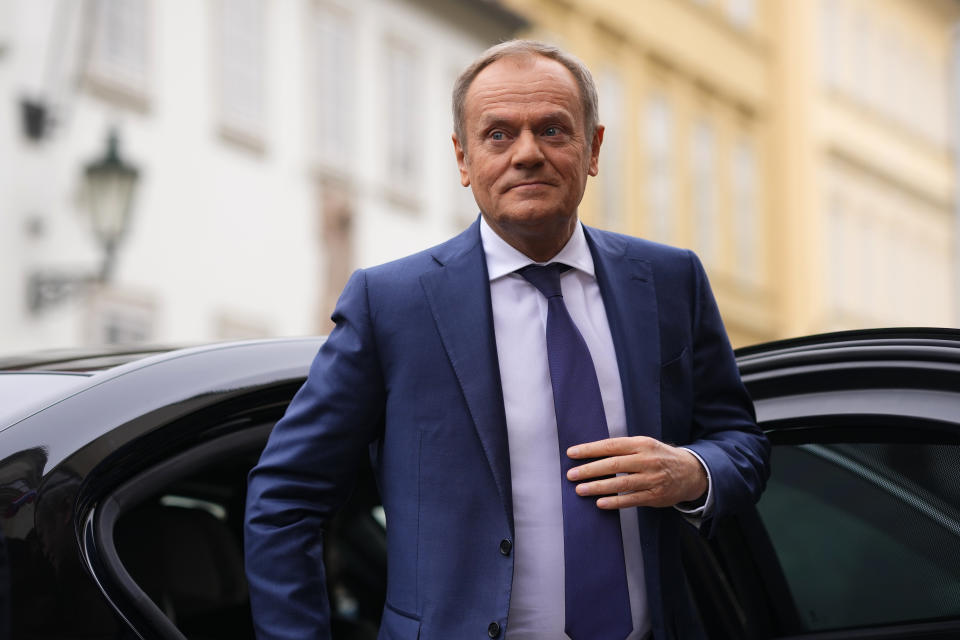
<box><xmin>757</xmin><ymin>442</ymin><xmax>960</xmax><ymax>632</ymax></box>
<box><xmin>112</xmin><ymin>438</ymin><xmax>386</xmax><ymax>639</ymax></box>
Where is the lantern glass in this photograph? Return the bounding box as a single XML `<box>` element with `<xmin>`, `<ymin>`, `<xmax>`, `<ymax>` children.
<box><xmin>83</xmin><ymin>132</ymin><xmax>138</xmax><ymax>252</ymax></box>
<box><xmin>85</xmin><ymin>165</ymin><xmax>137</xmax><ymax>249</ymax></box>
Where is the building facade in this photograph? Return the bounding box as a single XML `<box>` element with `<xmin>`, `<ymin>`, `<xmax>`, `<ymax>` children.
<box><xmin>803</xmin><ymin>0</ymin><xmax>958</xmax><ymax>334</ymax></box>
<box><xmin>0</xmin><ymin>0</ymin><xmax>522</xmax><ymax>354</ymax></box>
<box><xmin>501</xmin><ymin>0</ymin><xmax>960</xmax><ymax>347</ymax></box>
<box><xmin>3</xmin><ymin>0</ymin><xmax>957</xmax><ymax>353</ymax></box>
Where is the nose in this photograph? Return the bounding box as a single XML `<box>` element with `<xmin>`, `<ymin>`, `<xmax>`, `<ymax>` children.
<box><xmin>512</xmin><ymin>129</ymin><xmax>545</xmax><ymax>168</ymax></box>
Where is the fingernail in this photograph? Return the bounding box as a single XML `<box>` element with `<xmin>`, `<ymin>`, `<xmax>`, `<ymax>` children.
<box><xmin>568</xmin><ymin>446</ymin><xmax>580</xmax><ymax>457</ymax></box>
<box><xmin>567</xmin><ymin>468</ymin><xmax>579</xmax><ymax>480</ymax></box>
<box><xmin>596</xmin><ymin>498</ymin><xmax>609</xmax><ymax>508</ymax></box>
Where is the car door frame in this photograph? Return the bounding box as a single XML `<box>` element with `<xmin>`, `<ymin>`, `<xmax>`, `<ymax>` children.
<box><xmin>688</xmin><ymin>330</ymin><xmax>960</xmax><ymax>640</ymax></box>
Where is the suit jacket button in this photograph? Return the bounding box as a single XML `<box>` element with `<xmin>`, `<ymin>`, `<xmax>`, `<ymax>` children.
<box><xmin>499</xmin><ymin>539</ymin><xmax>512</xmax><ymax>556</ymax></box>
<box><xmin>488</xmin><ymin>622</ymin><xmax>501</xmax><ymax>638</ymax></box>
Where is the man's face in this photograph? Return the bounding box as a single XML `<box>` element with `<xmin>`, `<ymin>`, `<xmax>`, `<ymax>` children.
<box><xmin>453</xmin><ymin>55</ymin><xmax>603</xmax><ymax>255</ymax></box>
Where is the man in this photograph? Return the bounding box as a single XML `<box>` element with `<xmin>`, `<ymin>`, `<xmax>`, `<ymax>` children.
<box><xmin>245</xmin><ymin>40</ymin><xmax>769</xmax><ymax>640</ymax></box>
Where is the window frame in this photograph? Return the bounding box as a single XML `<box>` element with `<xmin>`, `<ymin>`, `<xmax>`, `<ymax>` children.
<box><xmin>84</xmin><ymin>0</ymin><xmax>153</xmax><ymax>110</ymax></box>
<box><xmin>87</xmin><ymin>422</ymin><xmax>274</xmax><ymax>639</ymax></box>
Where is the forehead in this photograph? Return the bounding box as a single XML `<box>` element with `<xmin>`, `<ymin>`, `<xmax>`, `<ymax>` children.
<box><xmin>464</xmin><ymin>55</ymin><xmax>583</xmax><ymax>126</ymax></box>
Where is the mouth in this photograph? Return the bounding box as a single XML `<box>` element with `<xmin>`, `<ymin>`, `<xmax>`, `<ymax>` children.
<box><xmin>506</xmin><ymin>181</ymin><xmax>553</xmax><ymax>192</ymax></box>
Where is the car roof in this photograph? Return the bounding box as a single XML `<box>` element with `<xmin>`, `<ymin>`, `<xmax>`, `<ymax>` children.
<box><xmin>0</xmin><ymin>338</ymin><xmax>324</xmax><ymax>437</ymax></box>
<box><xmin>735</xmin><ymin>327</ymin><xmax>960</xmax><ymax>359</ymax></box>
<box><xmin>0</xmin><ymin>345</ymin><xmax>183</xmax><ymax>373</ymax></box>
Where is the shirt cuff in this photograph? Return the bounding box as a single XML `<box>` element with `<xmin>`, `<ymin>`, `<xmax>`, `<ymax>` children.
<box><xmin>673</xmin><ymin>447</ymin><xmax>714</xmax><ymax>520</ymax></box>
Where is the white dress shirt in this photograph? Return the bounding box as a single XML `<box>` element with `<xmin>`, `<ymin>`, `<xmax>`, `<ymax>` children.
<box><xmin>481</xmin><ymin>218</ymin><xmax>711</xmax><ymax>639</ymax></box>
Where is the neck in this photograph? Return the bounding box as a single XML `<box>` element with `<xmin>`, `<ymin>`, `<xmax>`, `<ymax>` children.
<box><xmin>483</xmin><ymin>214</ymin><xmax>578</xmax><ymax>262</ymax></box>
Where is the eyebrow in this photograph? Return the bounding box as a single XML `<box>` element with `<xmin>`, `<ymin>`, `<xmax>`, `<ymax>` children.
<box><xmin>477</xmin><ymin>111</ymin><xmax>575</xmax><ymax>131</ymax></box>
<box><xmin>535</xmin><ymin>111</ymin><xmax>575</xmax><ymax>125</ymax></box>
<box><xmin>478</xmin><ymin>115</ymin><xmax>514</xmax><ymax>131</ymax></box>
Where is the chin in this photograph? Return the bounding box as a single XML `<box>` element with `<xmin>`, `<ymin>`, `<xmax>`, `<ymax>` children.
<box><xmin>500</xmin><ymin>206</ymin><xmax>571</xmax><ymax>227</ymax></box>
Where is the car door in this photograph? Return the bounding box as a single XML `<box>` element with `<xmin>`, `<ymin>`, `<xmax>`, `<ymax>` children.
<box><xmin>683</xmin><ymin>329</ymin><xmax>960</xmax><ymax>640</ymax></box>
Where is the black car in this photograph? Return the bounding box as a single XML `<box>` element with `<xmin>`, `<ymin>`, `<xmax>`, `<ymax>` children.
<box><xmin>1</xmin><ymin>329</ymin><xmax>959</xmax><ymax>639</ymax></box>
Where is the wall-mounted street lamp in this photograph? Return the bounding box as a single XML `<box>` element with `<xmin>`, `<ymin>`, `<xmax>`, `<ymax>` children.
<box><xmin>28</xmin><ymin>129</ymin><xmax>140</xmax><ymax>313</ymax></box>
<box><xmin>84</xmin><ymin>130</ymin><xmax>139</xmax><ymax>281</ymax></box>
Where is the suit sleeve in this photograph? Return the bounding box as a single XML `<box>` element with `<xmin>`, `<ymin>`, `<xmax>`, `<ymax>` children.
<box><xmin>244</xmin><ymin>269</ymin><xmax>386</xmax><ymax>640</ymax></box>
<box><xmin>680</xmin><ymin>251</ymin><xmax>771</xmax><ymax>537</ymax></box>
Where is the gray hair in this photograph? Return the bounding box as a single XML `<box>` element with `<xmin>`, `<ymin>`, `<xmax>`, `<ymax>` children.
<box><xmin>452</xmin><ymin>40</ymin><xmax>599</xmax><ymax>151</ymax></box>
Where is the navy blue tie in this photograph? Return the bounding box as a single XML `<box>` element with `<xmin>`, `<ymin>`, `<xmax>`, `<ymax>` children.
<box><xmin>519</xmin><ymin>263</ymin><xmax>632</xmax><ymax>640</ymax></box>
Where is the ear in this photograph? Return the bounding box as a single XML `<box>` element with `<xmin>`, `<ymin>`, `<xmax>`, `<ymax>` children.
<box><xmin>588</xmin><ymin>124</ymin><xmax>604</xmax><ymax>177</ymax></box>
<box><xmin>452</xmin><ymin>134</ymin><xmax>471</xmax><ymax>187</ymax></box>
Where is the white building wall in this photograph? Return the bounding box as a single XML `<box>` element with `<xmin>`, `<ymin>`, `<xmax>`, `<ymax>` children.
<box><xmin>0</xmin><ymin>0</ymin><xmax>518</xmax><ymax>354</ymax></box>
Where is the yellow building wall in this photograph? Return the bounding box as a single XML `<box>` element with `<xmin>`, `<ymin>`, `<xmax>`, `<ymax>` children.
<box><xmin>810</xmin><ymin>0</ymin><xmax>958</xmax><ymax>332</ymax></box>
<box><xmin>501</xmin><ymin>0</ymin><xmax>959</xmax><ymax>347</ymax></box>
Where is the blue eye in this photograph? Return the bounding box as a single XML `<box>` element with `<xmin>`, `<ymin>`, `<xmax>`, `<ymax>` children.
<box><xmin>544</xmin><ymin>126</ymin><xmax>559</xmax><ymax>136</ymax></box>
<box><xmin>491</xmin><ymin>131</ymin><xmax>505</xmax><ymax>141</ymax></box>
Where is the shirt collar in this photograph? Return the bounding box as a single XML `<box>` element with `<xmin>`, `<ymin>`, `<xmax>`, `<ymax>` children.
<box><xmin>479</xmin><ymin>216</ymin><xmax>596</xmax><ymax>282</ymax></box>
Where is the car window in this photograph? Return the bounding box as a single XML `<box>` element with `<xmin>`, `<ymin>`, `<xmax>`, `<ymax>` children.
<box><xmin>756</xmin><ymin>442</ymin><xmax>960</xmax><ymax>632</ymax></box>
<box><xmin>110</xmin><ymin>432</ymin><xmax>386</xmax><ymax>640</ymax></box>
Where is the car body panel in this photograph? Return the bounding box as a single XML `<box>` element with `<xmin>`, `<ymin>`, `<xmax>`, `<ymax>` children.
<box><xmin>0</xmin><ymin>338</ymin><xmax>322</xmax><ymax>639</ymax></box>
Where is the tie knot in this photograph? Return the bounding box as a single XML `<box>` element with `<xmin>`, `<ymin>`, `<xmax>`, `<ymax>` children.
<box><xmin>518</xmin><ymin>263</ymin><xmax>568</xmax><ymax>298</ymax></box>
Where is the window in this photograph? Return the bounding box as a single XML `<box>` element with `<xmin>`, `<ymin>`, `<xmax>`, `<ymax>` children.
<box><xmin>311</xmin><ymin>3</ymin><xmax>354</xmax><ymax>169</ymax></box>
<box><xmin>316</xmin><ymin>179</ymin><xmax>355</xmax><ymax>328</ymax></box>
<box><xmin>691</xmin><ymin>120</ymin><xmax>718</xmax><ymax>262</ymax></box>
<box><xmin>879</xmin><ymin>29</ymin><xmax>900</xmax><ymax>124</ymax></box>
<box><xmin>863</xmin><ymin>218</ymin><xmax>880</xmax><ymax>320</ymax></box>
<box><xmin>0</xmin><ymin>1</ymin><xmax>11</xmax><ymax>59</ymax></box>
<box><xmin>383</xmin><ymin>38</ymin><xmax>421</xmax><ymax>195</ymax></box>
<box><xmin>87</xmin><ymin>0</ymin><xmax>150</xmax><ymax>101</ymax></box>
<box><xmin>819</xmin><ymin>0</ymin><xmax>841</xmax><ymax>89</ymax></box>
<box><xmin>757</xmin><ymin>441</ymin><xmax>960</xmax><ymax>631</ymax></box>
<box><xmin>599</xmin><ymin>69</ymin><xmax>624</xmax><ymax>231</ymax></box>
<box><xmin>852</xmin><ymin>12</ymin><xmax>872</xmax><ymax>107</ymax></box>
<box><xmin>644</xmin><ymin>95</ymin><xmax>673</xmax><ymax>242</ymax></box>
<box><xmin>732</xmin><ymin>139</ymin><xmax>759</xmax><ymax>286</ymax></box>
<box><xmin>728</xmin><ymin>0</ymin><xmax>756</xmax><ymax>28</ymax></box>
<box><xmin>864</xmin><ymin>18</ymin><xmax>885</xmax><ymax>111</ymax></box>
<box><xmin>105</xmin><ymin>423</ymin><xmax>385</xmax><ymax>638</ymax></box>
<box><xmin>216</xmin><ymin>0</ymin><xmax>265</xmax><ymax>144</ymax></box>
<box><xmin>825</xmin><ymin>192</ymin><xmax>847</xmax><ymax>313</ymax></box>
<box><xmin>890</xmin><ymin>226</ymin><xmax>909</xmax><ymax>324</ymax></box>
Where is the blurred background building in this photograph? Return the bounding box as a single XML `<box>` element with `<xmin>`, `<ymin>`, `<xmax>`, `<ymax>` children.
<box><xmin>504</xmin><ymin>0</ymin><xmax>960</xmax><ymax>346</ymax></box>
<box><xmin>1</xmin><ymin>0</ymin><xmax>958</xmax><ymax>353</ymax></box>
<box><xmin>0</xmin><ymin>0</ymin><xmax>524</xmax><ymax>352</ymax></box>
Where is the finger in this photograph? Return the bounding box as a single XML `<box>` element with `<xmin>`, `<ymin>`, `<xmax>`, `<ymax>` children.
<box><xmin>596</xmin><ymin>492</ymin><xmax>654</xmax><ymax>509</ymax></box>
<box><xmin>567</xmin><ymin>436</ymin><xmax>652</xmax><ymax>459</ymax></box>
<box><xmin>596</xmin><ymin>486</ymin><xmax>675</xmax><ymax>509</ymax></box>
<box><xmin>567</xmin><ymin>454</ymin><xmax>639</xmax><ymax>481</ymax></box>
<box><xmin>568</xmin><ymin>447</ymin><xmax>669</xmax><ymax>481</ymax></box>
<box><xmin>574</xmin><ymin>474</ymin><xmax>638</xmax><ymax>496</ymax></box>
<box><xmin>574</xmin><ymin>466</ymin><xmax>666</xmax><ymax>496</ymax></box>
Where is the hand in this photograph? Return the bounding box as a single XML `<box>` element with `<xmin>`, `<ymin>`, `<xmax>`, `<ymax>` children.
<box><xmin>566</xmin><ymin>437</ymin><xmax>708</xmax><ymax>509</ymax></box>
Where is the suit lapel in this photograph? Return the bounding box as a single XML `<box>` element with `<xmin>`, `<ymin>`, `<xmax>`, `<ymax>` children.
<box><xmin>419</xmin><ymin>223</ymin><xmax>513</xmax><ymax>529</ymax></box>
<box><xmin>585</xmin><ymin>227</ymin><xmax>662</xmax><ymax>442</ymax></box>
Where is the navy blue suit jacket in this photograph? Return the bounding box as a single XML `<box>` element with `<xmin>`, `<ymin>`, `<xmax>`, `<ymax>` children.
<box><xmin>244</xmin><ymin>220</ymin><xmax>770</xmax><ymax>640</ymax></box>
